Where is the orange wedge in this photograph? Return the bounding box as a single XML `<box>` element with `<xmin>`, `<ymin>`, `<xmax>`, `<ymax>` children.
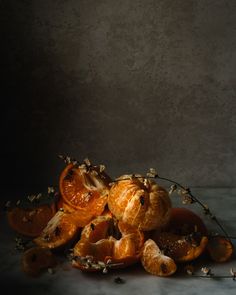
<box><xmin>141</xmin><ymin>239</ymin><xmax>177</xmax><ymax>276</ymax></box>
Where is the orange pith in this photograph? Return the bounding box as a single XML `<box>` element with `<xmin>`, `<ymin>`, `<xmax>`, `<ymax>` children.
<box><xmin>141</xmin><ymin>239</ymin><xmax>177</xmax><ymax>277</ymax></box>
<box><xmin>59</xmin><ymin>163</ymin><xmax>111</xmax><ymax>216</ymax></box>
<box><xmin>7</xmin><ymin>203</ymin><xmax>56</xmax><ymax>238</ymax></box>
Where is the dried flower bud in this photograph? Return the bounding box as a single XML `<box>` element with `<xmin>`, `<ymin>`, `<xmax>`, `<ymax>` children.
<box><xmin>149</xmin><ymin>168</ymin><xmax>158</xmax><ymax>175</ymax></box>
<box><xmin>201</xmin><ymin>267</ymin><xmax>213</xmax><ymax>276</ymax></box>
<box><xmin>99</xmin><ymin>165</ymin><xmax>106</xmax><ymax>172</ymax></box>
<box><xmin>84</xmin><ymin>158</ymin><xmax>91</xmax><ymax>167</ymax></box>
<box><xmin>4</xmin><ymin>201</ymin><xmax>11</xmax><ymax>209</ymax></box>
<box><xmin>185</xmin><ymin>265</ymin><xmax>194</xmax><ymax>275</ymax></box>
<box><xmin>47</xmin><ymin>268</ymin><xmax>54</xmax><ymax>275</ymax></box>
<box><xmin>146</xmin><ymin>167</ymin><xmax>158</xmax><ymax>178</ymax></box>
<box><xmin>48</xmin><ymin>187</ymin><xmax>55</xmax><ymax>194</ymax></box>
<box><xmin>181</xmin><ymin>194</ymin><xmax>195</xmax><ymax>205</ymax></box>
<box><xmin>230</xmin><ymin>268</ymin><xmax>236</xmax><ymax>280</ymax></box>
<box><xmin>27</xmin><ymin>195</ymin><xmax>36</xmax><ymax>202</ymax></box>
<box><xmin>169</xmin><ymin>184</ymin><xmax>177</xmax><ymax>195</ymax></box>
<box><xmin>36</xmin><ymin>193</ymin><xmax>42</xmax><ymax>200</ymax></box>
<box><xmin>203</xmin><ymin>204</ymin><xmax>210</xmax><ymax>215</ymax></box>
<box><xmin>102</xmin><ymin>267</ymin><xmax>108</xmax><ymax>274</ymax></box>
<box><xmin>16</xmin><ymin>200</ymin><xmax>21</xmax><ymax>206</ymax></box>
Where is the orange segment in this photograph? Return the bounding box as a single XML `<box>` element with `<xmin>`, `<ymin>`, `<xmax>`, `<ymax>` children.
<box><xmin>73</xmin><ymin>238</ymin><xmax>114</xmax><ymax>269</ymax></box>
<box><xmin>141</xmin><ymin>239</ymin><xmax>177</xmax><ymax>277</ymax></box>
<box><xmin>59</xmin><ymin>163</ymin><xmax>111</xmax><ymax>216</ymax></box>
<box><xmin>80</xmin><ymin>215</ymin><xmax>113</xmax><ymax>242</ymax></box>
<box><xmin>7</xmin><ymin>203</ymin><xmax>56</xmax><ymax>237</ymax></box>
<box><xmin>118</xmin><ymin>221</ymin><xmax>145</xmax><ymax>253</ymax></box>
<box><xmin>22</xmin><ymin>247</ymin><xmax>57</xmax><ymax>277</ymax></box>
<box><xmin>207</xmin><ymin>236</ymin><xmax>234</xmax><ymax>262</ymax></box>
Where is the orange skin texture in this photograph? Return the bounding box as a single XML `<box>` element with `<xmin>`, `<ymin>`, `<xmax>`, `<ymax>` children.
<box><xmin>108</xmin><ymin>176</ymin><xmax>172</xmax><ymax>231</ymax></box>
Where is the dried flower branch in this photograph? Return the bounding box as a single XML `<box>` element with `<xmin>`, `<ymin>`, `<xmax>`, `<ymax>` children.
<box><xmin>70</xmin><ymin>255</ymin><xmax>124</xmax><ymax>273</ymax></box>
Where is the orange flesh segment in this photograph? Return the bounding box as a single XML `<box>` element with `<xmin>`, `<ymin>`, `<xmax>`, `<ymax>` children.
<box><xmin>141</xmin><ymin>239</ymin><xmax>177</xmax><ymax>276</ymax></box>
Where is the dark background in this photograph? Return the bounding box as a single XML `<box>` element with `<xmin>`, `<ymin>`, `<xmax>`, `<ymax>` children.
<box><xmin>2</xmin><ymin>0</ymin><xmax>236</xmax><ymax>194</ymax></box>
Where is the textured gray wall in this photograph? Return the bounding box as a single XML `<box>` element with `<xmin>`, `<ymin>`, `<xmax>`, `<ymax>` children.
<box><xmin>2</xmin><ymin>0</ymin><xmax>236</xmax><ymax>191</ymax></box>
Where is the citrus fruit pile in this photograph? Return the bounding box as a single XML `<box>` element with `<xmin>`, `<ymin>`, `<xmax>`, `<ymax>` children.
<box><xmin>6</xmin><ymin>159</ymin><xmax>234</xmax><ymax>277</ymax></box>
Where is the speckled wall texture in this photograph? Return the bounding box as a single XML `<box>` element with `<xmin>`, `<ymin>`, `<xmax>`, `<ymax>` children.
<box><xmin>2</xmin><ymin>0</ymin><xmax>236</xmax><ymax>190</ymax></box>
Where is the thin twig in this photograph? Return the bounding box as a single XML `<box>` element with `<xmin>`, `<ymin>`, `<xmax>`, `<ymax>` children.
<box><xmin>157</xmin><ymin>175</ymin><xmax>230</xmax><ymax>241</ymax></box>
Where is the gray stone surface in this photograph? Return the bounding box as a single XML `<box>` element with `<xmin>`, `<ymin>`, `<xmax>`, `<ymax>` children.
<box><xmin>0</xmin><ymin>188</ymin><xmax>236</xmax><ymax>294</ymax></box>
<box><xmin>2</xmin><ymin>1</ymin><xmax>236</xmax><ymax>190</ymax></box>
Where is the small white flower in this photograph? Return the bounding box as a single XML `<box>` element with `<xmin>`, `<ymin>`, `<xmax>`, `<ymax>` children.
<box><xmin>201</xmin><ymin>267</ymin><xmax>212</xmax><ymax>276</ymax></box>
<box><xmin>48</xmin><ymin>187</ymin><xmax>55</xmax><ymax>194</ymax></box>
